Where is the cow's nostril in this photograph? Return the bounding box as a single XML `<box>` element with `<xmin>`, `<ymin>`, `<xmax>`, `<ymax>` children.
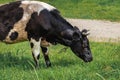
<box><xmin>87</xmin><ymin>52</ymin><xmax>89</xmax><ymax>54</ymax></box>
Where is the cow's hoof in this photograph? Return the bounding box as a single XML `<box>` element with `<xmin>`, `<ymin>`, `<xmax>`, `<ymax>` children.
<box><xmin>35</xmin><ymin>64</ymin><xmax>40</xmax><ymax>69</ymax></box>
<box><xmin>46</xmin><ymin>61</ymin><xmax>51</xmax><ymax>67</ymax></box>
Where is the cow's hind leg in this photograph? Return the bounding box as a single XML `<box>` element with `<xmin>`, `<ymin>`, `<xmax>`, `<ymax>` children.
<box><xmin>41</xmin><ymin>46</ymin><xmax>51</xmax><ymax>67</ymax></box>
<box><xmin>30</xmin><ymin>38</ymin><xmax>41</xmax><ymax>68</ymax></box>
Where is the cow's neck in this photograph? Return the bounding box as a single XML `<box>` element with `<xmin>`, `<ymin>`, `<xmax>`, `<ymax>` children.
<box><xmin>48</xmin><ymin>24</ymin><xmax>74</xmax><ymax>46</ymax></box>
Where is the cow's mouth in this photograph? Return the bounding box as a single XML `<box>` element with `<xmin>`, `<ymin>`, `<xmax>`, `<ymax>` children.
<box><xmin>80</xmin><ymin>54</ymin><xmax>93</xmax><ymax>62</ymax></box>
<box><xmin>83</xmin><ymin>57</ymin><xmax>93</xmax><ymax>62</ymax></box>
<box><xmin>74</xmin><ymin>51</ymin><xmax>93</xmax><ymax>62</ymax></box>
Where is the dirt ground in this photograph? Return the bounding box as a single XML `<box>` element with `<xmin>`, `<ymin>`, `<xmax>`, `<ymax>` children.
<box><xmin>67</xmin><ymin>19</ymin><xmax>120</xmax><ymax>43</ymax></box>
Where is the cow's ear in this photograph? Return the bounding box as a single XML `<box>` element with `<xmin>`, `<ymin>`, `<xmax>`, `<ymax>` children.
<box><xmin>73</xmin><ymin>32</ymin><xmax>80</xmax><ymax>40</ymax></box>
<box><xmin>73</xmin><ymin>26</ymin><xmax>81</xmax><ymax>40</ymax></box>
<box><xmin>61</xmin><ymin>29</ymin><xmax>74</xmax><ymax>40</ymax></box>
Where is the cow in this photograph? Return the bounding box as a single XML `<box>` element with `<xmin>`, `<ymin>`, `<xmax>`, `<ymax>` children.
<box><xmin>0</xmin><ymin>1</ymin><xmax>93</xmax><ymax>68</ymax></box>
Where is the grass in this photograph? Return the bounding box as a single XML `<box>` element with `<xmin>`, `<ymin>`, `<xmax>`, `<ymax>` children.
<box><xmin>0</xmin><ymin>42</ymin><xmax>120</xmax><ymax>80</ymax></box>
<box><xmin>0</xmin><ymin>0</ymin><xmax>120</xmax><ymax>21</ymax></box>
<box><xmin>0</xmin><ymin>0</ymin><xmax>120</xmax><ymax>80</ymax></box>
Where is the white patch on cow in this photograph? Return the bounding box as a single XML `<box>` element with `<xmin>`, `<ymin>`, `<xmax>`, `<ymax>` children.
<box><xmin>21</xmin><ymin>1</ymin><xmax>56</xmax><ymax>15</ymax></box>
<box><xmin>30</xmin><ymin>38</ymin><xmax>41</xmax><ymax>58</ymax></box>
<box><xmin>7</xmin><ymin>29</ymin><xmax>16</xmax><ymax>38</ymax></box>
<box><xmin>3</xmin><ymin>29</ymin><xmax>17</xmax><ymax>43</ymax></box>
<box><xmin>22</xmin><ymin>13</ymin><xmax>29</xmax><ymax>21</ymax></box>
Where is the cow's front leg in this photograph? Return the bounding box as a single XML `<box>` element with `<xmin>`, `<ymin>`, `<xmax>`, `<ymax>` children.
<box><xmin>30</xmin><ymin>38</ymin><xmax>41</xmax><ymax>68</ymax></box>
<box><xmin>41</xmin><ymin>46</ymin><xmax>51</xmax><ymax>67</ymax></box>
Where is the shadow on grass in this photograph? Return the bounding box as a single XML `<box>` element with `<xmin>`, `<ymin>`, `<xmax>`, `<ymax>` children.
<box><xmin>0</xmin><ymin>52</ymin><xmax>79</xmax><ymax>70</ymax></box>
<box><xmin>0</xmin><ymin>52</ymin><xmax>35</xmax><ymax>70</ymax></box>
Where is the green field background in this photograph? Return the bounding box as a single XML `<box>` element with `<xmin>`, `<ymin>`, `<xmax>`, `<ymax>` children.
<box><xmin>0</xmin><ymin>0</ymin><xmax>120</xmax><ymax>21</ymax></box>
<box><xmin>0</xmin><ymin>0</ymin><xmax>120</xmax><ymax>80</ymax></box>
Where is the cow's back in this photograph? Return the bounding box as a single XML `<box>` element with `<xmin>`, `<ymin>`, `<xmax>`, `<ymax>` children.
<box><xmin>0</xmin><ymin>1</ymin><xmax>55</xmax><ymax>43</ymax></box>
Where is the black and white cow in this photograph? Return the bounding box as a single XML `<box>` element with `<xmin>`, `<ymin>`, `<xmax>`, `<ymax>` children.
<box><xmin>0</xmin><ymin>1</ymin><xmax>93</xmax><ymax>68</ymax></box>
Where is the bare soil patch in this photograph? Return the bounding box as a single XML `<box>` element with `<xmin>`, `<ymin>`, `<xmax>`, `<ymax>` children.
<box><xmin>67</xmin><ymin>19</ymin><xmax>120</xmax><ymax>42</ymax></box>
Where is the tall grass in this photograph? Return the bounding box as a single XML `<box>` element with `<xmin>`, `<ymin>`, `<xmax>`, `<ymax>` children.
<box><xmin>0</xmin><ymin>0</ymin><xmax>120</xmax><ymax>21</ymax></box>
<box><xmin>0</xmin><ymin>42</ymin><xmax>120</xmax><ymax>80</ymax></box>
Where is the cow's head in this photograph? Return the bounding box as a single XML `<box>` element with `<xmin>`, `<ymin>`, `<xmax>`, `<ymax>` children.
<box><xmin>70</xmin><ymin>26</ymin><xmax>93</xmax><ymax>62</ymax></box>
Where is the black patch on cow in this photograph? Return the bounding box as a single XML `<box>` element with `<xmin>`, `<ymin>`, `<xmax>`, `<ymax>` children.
<box><xmin>30</xmin><ymin>42</ymin><xmax>34</xmax><ymax>48</ymax></box>
<box><xmin>41</xmin><ymin>46</ymin><xmax>51</xmax><ymax>67</ymax></box>
<box><xmin>26</xmin><ymin>9</ymin><xmax>75</xmax><ymax>46</ymax></box>
<box><xmin>41</xmin><ymin>46</ymin><xmax>47</xmax><ymax>53</ymax></box>
<box><xmin>46</xmin><ymin>9</ymin><xmax>77</xmax><ymax>46</ymax></box>
<box><xmin>10</xmin><ymin>31</ymin><xmax>18</xmax><ymax>40</ymax></box>
<box><xmin>26</xmin><ymin>11</ymin><xmax>50</xmax><ymax>42</ymax></box>
<box><xmin>37</xmin><ymin>54</ymin><xmax>40</xmax><ymax>60</ymax></box>
<box><xmin>50</xmin><ymin>9</ymin><xmax>73</xmax><ymax>29</ymax></box>
<box><xmin>0</xmin><ymin>1</ymin><xmax>23</xmax><ymax>41</ymax></box>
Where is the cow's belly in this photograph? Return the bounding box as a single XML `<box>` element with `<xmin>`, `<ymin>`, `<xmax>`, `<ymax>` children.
<box><xmin>41</xmin><ymin>38</ymin><xmax>51</xmax><ymax>47</ymax></box>
<box><xmin>3</xmin><ymin>28</ymin><xmax>50</xmax><ymax>47</ymax></box>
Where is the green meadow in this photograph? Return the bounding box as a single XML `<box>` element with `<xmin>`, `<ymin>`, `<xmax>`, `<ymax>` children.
<box><xmin>0</xmin><ymin>0</ymin><xmax>120</xmax><ymax>21</ymax></box>
<box><xmin>0</xmin><ymin>0</ymin><xmax>120</xmax><ymax>80</ymax></box>
<box><xmin>0</xmin><ymin>42</ymin><xmax>120</xmax><ymax>80</ymax></box>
